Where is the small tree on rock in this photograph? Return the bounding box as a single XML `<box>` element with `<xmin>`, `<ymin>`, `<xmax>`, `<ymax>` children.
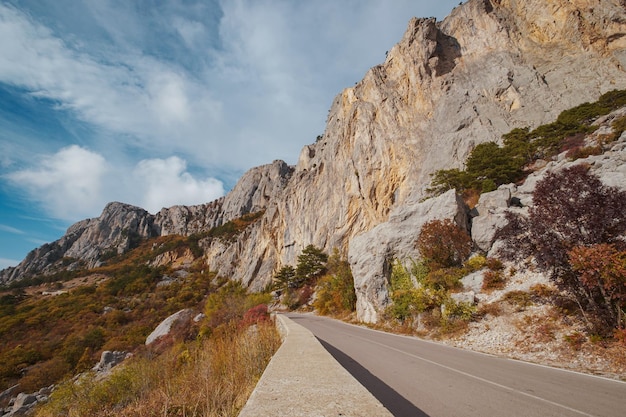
<box><xmin>295</xmin><ymin>244</ymin><xmax>328</xmax><ymax>286</ymax></box>
<box><xmin>273</xmin><ymin>265</ymin><xmax>296</xmax><ymax>290</ymax></box>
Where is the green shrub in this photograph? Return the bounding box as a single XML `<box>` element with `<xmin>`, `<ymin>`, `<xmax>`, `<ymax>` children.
<box><xmin>429</xmin><ymin>89</ymin><xmax>626</xmax><ymax>198</ymax></box>
<box><xmin>387</xmin><ymin>261</ymin><xmax>422</xmax><ymax>322</ymax></box>
<box><xmin>464</xmin><ymin>254</ymin><xmax>487</xmax><ymax>272</ymax></box>
<box><xmin>386</xmin><ymin>261</ymin><xmax>444</xmax><ymax>322</ymax></box>
<box><xmin>314</xmin><ymin>251</ymin><xmax>356</xmax><ymax>316</ymax></box>
<box><xmin>442</xmin><ymin>298</ymin><xmax>476</xmax><ymax>322</ymax></box>
<box><xmin>423</xmin><ymin>267</ymin><xmax>464</xmax><ymax>291</ymax></box>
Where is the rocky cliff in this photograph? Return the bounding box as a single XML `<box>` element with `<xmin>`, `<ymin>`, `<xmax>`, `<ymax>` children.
<box><xmin>2</xmin><ymin>0</ymin><xmax>626</xmax><ymax>322</ymax></box>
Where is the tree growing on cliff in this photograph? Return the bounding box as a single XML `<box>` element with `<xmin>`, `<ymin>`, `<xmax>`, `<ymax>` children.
<box><xmin>295</xmin><ymin>244</ymin><xmax>328</xmax><ymax>286</ymax></box>
<box><xmin>273</xmin><ymin>265</ymin><xmax>296</xmax><ymax>290</ymax></box>
<box><xmin>314</xmin><ymin>249</ymin><xmax>356</xmax><ymax>316</ymax></box>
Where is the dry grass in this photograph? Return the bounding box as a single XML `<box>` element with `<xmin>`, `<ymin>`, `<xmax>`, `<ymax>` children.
<box><xmin>35</xmin><ymin>321</ymin><xmax>281</xmax><ymax>417</ymax></box>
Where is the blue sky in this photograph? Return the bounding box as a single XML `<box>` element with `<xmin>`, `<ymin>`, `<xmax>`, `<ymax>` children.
<box><xmin>0</xmin><ymin>0</ymin><xmax>460</xmax><ymax>269</ymax></box>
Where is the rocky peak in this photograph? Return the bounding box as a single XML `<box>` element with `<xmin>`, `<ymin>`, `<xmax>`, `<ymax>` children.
<box><xmin>220</xmin><ymin>160</ymin><xmax>294</xmax><ymax>220</ymax></box>
<box><xmin>60</xmin><ymin>202</ymin><xmax>158</xmax><ymax>264</ymax></box>
<box><xmin>3</xmin><ymin>0</ymin><xmax>626</xmax><ymax>322</ymax></box>
<box><xmin>0</xmin><ymin>161</ymin><xmax>293</xmax><ymax>284</ymax></box>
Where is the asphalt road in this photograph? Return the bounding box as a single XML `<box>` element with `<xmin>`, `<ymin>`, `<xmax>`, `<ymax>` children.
<box><xmin>286</xmin><ymin>313</ymin><xmax>626</xmax><ymax>417</ymax></box>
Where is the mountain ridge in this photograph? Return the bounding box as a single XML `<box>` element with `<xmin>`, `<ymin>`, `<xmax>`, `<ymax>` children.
<box><xmin>3</xmin><ymin>0</ymin><xmax>626</xmax><ymax>323</ymax></box>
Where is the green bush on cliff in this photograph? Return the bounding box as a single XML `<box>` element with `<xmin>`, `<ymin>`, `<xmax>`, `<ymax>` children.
<box><xmin>429</xmin><ymin>89</ymin><xmax>626</xmax><ymax>198</ymax></box>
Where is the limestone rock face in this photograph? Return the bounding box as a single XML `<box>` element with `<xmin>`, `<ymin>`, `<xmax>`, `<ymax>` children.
<box><xmin>220</xmin><ymin>160</ymin><xmax>294</xmax><ymax>221</ymax></box>
<box><xmin>3</xmin><ymin>0</ymin><xmax>626</xmax><ymax>321</ymax></box>
<box><xmin>0</xmin><ymin>202</ymin><xmax>159</xmax><ymax>282</ymax></box>
<box><xmin>0</xmin><ymin>162</ymin><xmax>291</xmax><ymax>284</ymax></box>
<box><xmin>155</xmin><ymin>200</ymin><xmax>223</xmax><ymax>237</ymax></box>
<box><xmin>349</xmin><ymin>190</ymin><xmax>469</xmax><ymax>323</ymax></box>
<box><xmin>62</xmin><ymin>202</ymin><xmax>158</xmax><ymax>262</ymax></box>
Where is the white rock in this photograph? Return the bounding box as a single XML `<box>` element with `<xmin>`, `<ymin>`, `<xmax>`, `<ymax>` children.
<box><xmin>145</xmin><ymin>309</ymin><xmax>194</xmax><ymax>346</ymax></box>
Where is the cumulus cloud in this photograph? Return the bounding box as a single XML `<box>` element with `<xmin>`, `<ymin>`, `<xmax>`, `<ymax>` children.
<box><xmin>133</xmin><ymin>156</ymin><xmax>225</xmax><ymax>213</ymax></box>
<box><xmin>5</xmin><ymin>145</ymin><xmax>225</xmax><ymax>221</ymax></box>
<box><xmin>6</xmin><ymin>145</ymin><xmax>110</xmax><ymax>220</ymax></box>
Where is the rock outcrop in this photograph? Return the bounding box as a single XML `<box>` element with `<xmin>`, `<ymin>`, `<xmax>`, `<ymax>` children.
<box><xmin>2</xmin><ymin>0</ymin><xmax>626</xmax><ymax>321</ymax></box>
<box><xmin>145</xmin><ymin>309</ymin><xmax>195</xmax><ymax>346</ymax></box>
<box><xmin>92</xmin><ymin>351</ymin><xmax>131</xmax><ymax>374</ymax></box>
<box><xmin>349</xmin><ymin>190</ymin><xmax>469</xmax><ymax>323</ymax></box>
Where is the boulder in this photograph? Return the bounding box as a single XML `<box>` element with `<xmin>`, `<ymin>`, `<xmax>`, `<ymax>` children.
<box><xmin>145</xmin><ymin>309</ymin><xmax>194</xmax><ymax>346</ymax></box>
<box><xmin>461</xmin><ymin>270</ymin><xmax>484</xmax><ymax>294</ymax></box>
<box><xmin>8</xmin><ymin>393</ymin><xmax>37</xmax><ymax>416</ymax></box>
<box><xmin>470</xmin><ymin>188</ymin><xmax>512</xmax><ymax>252</ymax></box>
<box><xmin>92</xmin><ymin>351</ymin><xmax>130</xmax><ymax>373</ymax></box>
<box><xmin>349</xmin><ymin>189</ymin><xmax>469</xmax><ymax>323</ymax></box>
<box><xmin>451</xmin><ymin>291</ymin><xmax>477</xmax><ymax>305</ymax></box>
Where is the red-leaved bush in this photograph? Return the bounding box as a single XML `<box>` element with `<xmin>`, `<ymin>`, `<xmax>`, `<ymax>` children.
<box><xmin>241</xmin><ymin>304</ymin><xmax>270</xmax><ymax>328</ymax></box>
<box><xmin>417</xmin><ymin>219</ymin><xmax>472</xmax><ymax>269</ymax></box>
<box><xmin>497</xmin><ymin>165</ymin><xmax>626</xmax><ymax>332</ymax></box>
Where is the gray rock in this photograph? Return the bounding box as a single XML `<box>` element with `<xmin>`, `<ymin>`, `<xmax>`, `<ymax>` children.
<box><xmin>474</xmin><ymin>189</ymin><xmax>511</xmax><ymax>215</ymax></box>
<box><xmin>471</xmin><ymin>211</ymin><xmax>510</xmax><ymax>253</ymax></box>
<box><xmin>146</xmin><ymin>309</ymin><xmax>194</xmax><ymax>346</ymax></box>
<box><xmin>0</xmin><ymin>385</ymin><xmax>19</xmax><ymax>405</ymax></box>
<box><xmin>349</xmin><ymin>190</ymin><xmax>469</xmax><ymax>323</ymax></box>
<box><xmin>461</xmin><ymin>270</ymin><xmax>485</xmax><ymax>294</ymax></box>
<box><xmin>6</xmin><ymin>393</ymin><xmax>38</xmax><ymax>416</ymax></box>
<box><xmin>451</xmin><ymin>291</ymin><xmax>477</xmax><ymax>305</ymax></box>
<box><xmin>471</xmin><ymin>188</ymin><xmax>513</xmax><ymax>252</ymax></box>
<box><xmin>92</xmin><ymin>351</ymin><xmax>130</xmax><ymax>373</ymax></box>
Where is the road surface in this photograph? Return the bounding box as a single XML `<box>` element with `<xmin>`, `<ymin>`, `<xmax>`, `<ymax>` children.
<box><xmin>286</xmin><ymin>313</ymin><xmax>626</xmax><ymax>417</ymax></box>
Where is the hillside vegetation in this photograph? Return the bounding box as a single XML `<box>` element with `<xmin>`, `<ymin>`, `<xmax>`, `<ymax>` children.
<box><xmin>281</xmin><ymin>91</ymin><xmax>626</xmax><ymax>376</ymax></box>
<box><xmin>0</xmin><ymin>213</ymin><xmax>280</xmax><ymax>416</ymax></box>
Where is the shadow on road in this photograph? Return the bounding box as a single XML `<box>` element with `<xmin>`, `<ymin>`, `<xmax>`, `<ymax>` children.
<box><xmin>317</xmin><ymin>338</ymin><xmax>430</xmax><ymax>417</ymax></box>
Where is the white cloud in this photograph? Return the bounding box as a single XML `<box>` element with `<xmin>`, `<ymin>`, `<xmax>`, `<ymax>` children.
<box><xmin>0</xmin><ymin>3</ymin><xmax>222</xmax><ymax>159</ymax></box>
<box><xmin>5</xmin><ymin>146</ymin><xmax>225</xmax><ymax>221</ymax></box>
<box><xmin>133</xmin><ymin>156</ymin><xmax>225</xmax><ymax>213</ymax></box>
<box><xmin>6</xmin><ymin>145</ymin><xmax>109</xmax><ymax>220</ymax></box>
<box><xmin>0</xmin><ymin>224</ymin><xmax>24</xmax><ymax>234</ymax></box>
<box><xmin>0</xmin><ymin>0</ymin><xmax>460</xmax><ymax>228</ymax></box>
<box><xmin>0</xmin><ymin>1</ymin><xmax>461</xmax><ymax>177</ymax></box>
<box><xmin>0</xmin><ymin>258</ymin><xmax>20</xmax><ymax>269</ymax></box>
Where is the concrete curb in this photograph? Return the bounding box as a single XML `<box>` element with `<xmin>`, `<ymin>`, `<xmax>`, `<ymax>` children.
<box><xmin>238</xmin><ymin>314</ymin><xmax>393</xmax><ymax>417</ymax></box>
